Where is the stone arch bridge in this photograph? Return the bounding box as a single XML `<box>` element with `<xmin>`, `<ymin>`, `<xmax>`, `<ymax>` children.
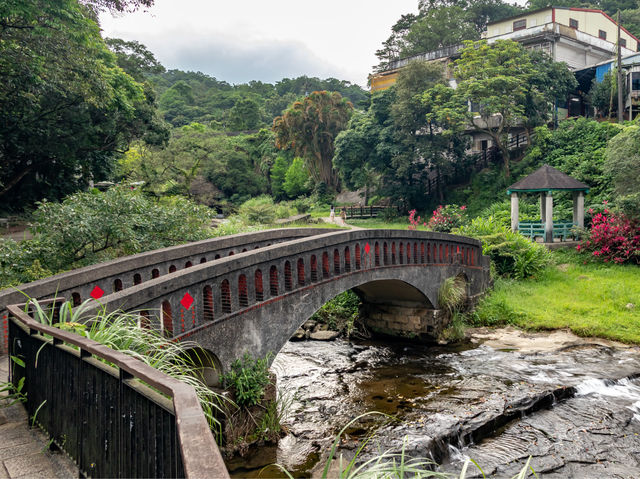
<box><xmin>1</xmin><ymin>228</ymin><xmax>490</xmax><ymax>372</ymax></box>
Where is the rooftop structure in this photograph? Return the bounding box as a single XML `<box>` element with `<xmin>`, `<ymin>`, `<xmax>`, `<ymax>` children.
<box><xmin>370</xmin><ymin>6</ymin><xmax>639</xmax><ymax>93</ymax></box>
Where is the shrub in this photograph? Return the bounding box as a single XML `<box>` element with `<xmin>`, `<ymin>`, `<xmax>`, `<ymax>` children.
<box><xmin>1</xmin><ymin>188</ymin><xmax>213</xmax><ymax>290</ymax></box>
<box><xmin>310</xmin><ymin>290</ymin><xmax>360</xmax><ymax>334</ymax></box>
<box><xmin>457</xmin><ymin>217</ymin><xmax>551</xmax><ymax>279</ymax></box>
<box><xmin>221</xmin><ymin>353</ymin><xmax>271</xmax><ymax>407</ymax></box>
<box><xmin>428</xmin><ymin>204</ymin><xmax>467</xmax><ymax>232</ymax></box>
<box><xmin>237</xmin><ymin>195</ymin><xmax>278</xmax><ymax>224</ymax></box>
<box><xmin>578</xmin><ymin>208</ymin><xmax>640</xmax><ymax>264</ymax></box>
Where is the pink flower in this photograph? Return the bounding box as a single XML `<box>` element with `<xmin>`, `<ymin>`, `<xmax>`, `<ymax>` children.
<box><xmin>460</xmin><ymin>205</ymin><xmax>467</xmax><ymax>210</ymax></box>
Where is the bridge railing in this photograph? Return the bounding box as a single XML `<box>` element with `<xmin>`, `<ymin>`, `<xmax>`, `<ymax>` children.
<box><xmin>80</xmin><ymin>229</ymin><xmax>487</xmax><ymax>344</ymax></box>
<box><xmin>7</xmin><ymin>302</ymin><xmax>229</xmax><ymax>479</ymax></box>
<box><xmin>0</xmin><ymin>228</ymin><xmax>333</xmax><ymax>353</ymax></box>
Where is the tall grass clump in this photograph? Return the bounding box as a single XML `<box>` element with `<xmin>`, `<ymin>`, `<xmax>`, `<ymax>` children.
<box><xmin>456</xmin><ymin>217</ymin><xmax>551</xmax><ymax>279</ymax></box>
<box><xmin>26</xmin><ymin>298</ymin><xmax>227</xmax><ymax>437</ymax></box>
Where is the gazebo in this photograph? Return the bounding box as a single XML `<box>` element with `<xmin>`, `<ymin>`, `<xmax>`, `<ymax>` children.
<box><xmin>507</xmin><ymin>164</ymin><xmax>589</xmax><ymax>243</ymax></box>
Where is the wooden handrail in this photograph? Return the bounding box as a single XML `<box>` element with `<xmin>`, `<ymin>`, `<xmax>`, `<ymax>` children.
<box><xmin>7</xmin><ymin>304</ymin><xmax>229</xmax><ymax>479</ymax></box>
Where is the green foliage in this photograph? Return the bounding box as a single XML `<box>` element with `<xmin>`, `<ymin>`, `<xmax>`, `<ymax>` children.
<box><xmin>424</xmin><ymin>39</ymin><xmax>576</xmax><ymax>178</ymax></box>
<box><xmin>523</xmin><ymin>118</ymin><xmax>623</xmax><ymax>208</ymax></box>
<box><xmin>274</xmin><ymin>91</ymin><xmax>353</xmax><ymax>190</ymax></box>
<box><xmin>238</xmin><ymin>195</ymin><xmax>291</xmax><ymax>224</ymax></box>
<box><xmin>310</xmin><ymin>291</ymin><xmax>360</xmax><ymax>335</ymax></box>
<box><xmin>0</xmin><ymin>0</ymin><xmax>167</xmax><ymax>209</ymax></box>
<box><xmin>471</xmin><ymin>250</ymin><xmax>640</xmax><ymax>343</ymax></box>
<box><xmin>221</xmin><ymin>353</ymin><xmax>271</xmax><ymax>408</ymax></box>
<box><xmin>428</xmin><ymin>204</ymin><xmax>467</xmax><ymax>232</ymax></box>
<box><xmin>120</xmin><ymin>124</ymin><xmax>270</xmax><ymax>205</ymax></box>
<box><xmin>283</xmin><ymin>158</ymin><xmax>311</xmax><ymax>198</ymax></box>
<box><xmin>605</xmin><ymin>123</ymin><xmax>640</xmax><ymax>220</ymax></box>
<box><xmin>0</xmin><ymin>188</ymin><xmax>212</xmax><ymax>289</ymax></box>
<box><xmin>150</xmin><ymin>71</ymin><xmax>368</xmax><ymax>129</ymax></box>
<box><xmin>26</xmin><ymin>297</ymin><xmax>225</xmax><ymax>435</ymax></box>
<box><xmin>270</xmin><ymin>156</ymin><xmax>292</xmax><ymax>200</ymax></box>
<box><xmin>588</xmin><ymin>72</ymin><xmax>621</xmax><ymax>119</ymax></box>
<box><xmin>1</xmin><ymin>357</ymin><xmax>27</xmax><ymax>407</ymax></box>
<box><xmin>375</xmin><ymin>0</ymin><xmax>522</xmax><ymax>70</ymax></box>
<box><xmin>438</xmin><ymin>276</ymin><xmax>467</xmax><ymax>314</ymax></box>
<box><xmin>457</xmin><ymin>217</ymin><xmax>551</xmax><ymax>279</ymax></box>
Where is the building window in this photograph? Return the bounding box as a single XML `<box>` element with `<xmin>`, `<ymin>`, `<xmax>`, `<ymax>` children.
<box><xmin>513</xmin><ymin>19</ymin><xmax>526</xmax><ymax>31</ymax></box>
<box><xmin>569</xmin><ymin>18</ymin><xmax>578</xmax><ymax>29</ymax></box>
<box><xmin>620</xmin><ymin>38</ymin><xmax>627</xmax><ymax>48</ymax></box>
<box><xmin>632</xmin><ymin>72</ymin><xmax>640</xmax><ymax>91</ymax></box>
<box><xmin>599</xmin><ymin>30</ymin><xmax>607</xmax><ymax>40</ymax></box>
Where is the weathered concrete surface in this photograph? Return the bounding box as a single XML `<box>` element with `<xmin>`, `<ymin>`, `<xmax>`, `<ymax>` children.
<box><xmin>0</xmin><ymin>356</ymin><xmax>78</xmax><ymax>479</ymax></box>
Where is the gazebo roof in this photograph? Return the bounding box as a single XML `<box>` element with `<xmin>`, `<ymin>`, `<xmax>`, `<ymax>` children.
<box><xmin>506</xmin><ymin>164</ymin><xmax>589</xmax><ymax>194</ymax></box>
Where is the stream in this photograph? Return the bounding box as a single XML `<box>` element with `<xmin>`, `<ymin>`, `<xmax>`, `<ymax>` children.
<box><xmin>230</xmin><ymin>328</ymin><xmax>640</xmax><ymax>478</ymax></box>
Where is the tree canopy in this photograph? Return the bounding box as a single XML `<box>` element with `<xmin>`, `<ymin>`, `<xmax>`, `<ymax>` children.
<box><xmin>422</xmin><ymin>40</ymin><xmax>576</xmax><ymax>177</ymax></box>
<box><xmin>0</xmin><ymin>0</ymin><xmax>165</xmax><ymax>208</ymax></box>
<box><xmin>273</xmin><ymin>91</ymin><xmax>353</xmax><ymax>191</ymax></box>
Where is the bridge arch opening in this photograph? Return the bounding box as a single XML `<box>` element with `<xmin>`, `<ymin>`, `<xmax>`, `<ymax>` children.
<box><xmin>284</xmin><ymin>261</ymin><xmax>292</xmax><ymax>291</ymax></box>
<box><xmin>297</xmin><ymin>259</ymin><xmax>305</xmax><ymax>286</ymax></box>
<box><xmin>182</xmin><ymin>347</ymin><xmax>223</xmax><ymax>387</ymax></box>
<box><xmin>133</xmin><ymin>273</ymin><xmax>142</xmax><ymax>285</ymax></box>
<box><xmin>354</xmin><ymin>244</ymin><xmax>361</xmax><ymax>270</ymax></box>
<box><xmin>270</xmin><ymin>266</ymin><xmax>278</xmax><ymax>296</ymax></box>
<box><xmin>255</xmin><ymin>270</ymin><xmax>264</xmax><ymax>302</ymax></box>
<box><xmin>203</xmin><ymin>285</ymin><xmax>214</xmax><ymax>321</ymax></box>
<box><xmin>152</xmin><ymin>268</ymin><xmax>160</xmax><ymax>279</ymax></box>
<box><xmin>162</xmin><ymin>301</ymin><xmax>173</xmax><ymax>338</ymax></box>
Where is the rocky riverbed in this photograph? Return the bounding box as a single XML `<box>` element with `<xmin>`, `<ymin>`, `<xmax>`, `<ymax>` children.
<box><xmin>231</xmin><ymin>328</ymin><xmax>640</xmax><ymax>478</ymax></box>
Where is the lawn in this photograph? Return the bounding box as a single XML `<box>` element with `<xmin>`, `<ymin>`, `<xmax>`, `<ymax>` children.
<box><xmin>472</xmin><ymin>250</ymin><xmax>640</xmax><ymax>343</ymax></box>
<box><xmin>345</xmin><ymin>218</ymin><xmax>409</xmax><ymax>230</ymax></box>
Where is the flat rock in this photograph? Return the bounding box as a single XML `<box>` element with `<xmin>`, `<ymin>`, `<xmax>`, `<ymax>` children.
<box><xmin>309</xmin><ymin>331</ymin><xmax>339</xmax><ymax>341</ymax></box>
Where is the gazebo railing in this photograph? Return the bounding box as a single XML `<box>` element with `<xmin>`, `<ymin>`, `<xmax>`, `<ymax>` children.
<box><xmin>518</xmin><ymin>221</ymin><xmax>576</xmax><ymax>241</ymax></box>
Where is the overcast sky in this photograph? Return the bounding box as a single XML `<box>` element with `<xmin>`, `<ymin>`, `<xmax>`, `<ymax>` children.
<box><xmin>99</xmin><ymin>0</ymin><xmax>420</xmax><ymax>87</ymax></box>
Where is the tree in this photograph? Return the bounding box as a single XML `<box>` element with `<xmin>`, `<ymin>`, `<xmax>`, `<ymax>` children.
<box><xmin>423</xmin><ymin>40</ymin><xmax>575</xmax><ymax>178</ymax></box>
<box><xmin>0</xmin><ymin>0</ymin><xmax>162</xmax><ymax>208</ymax></box>
<box><xmin>273</xmin><ymin>91</ymin><xmax>353</xmax><ymax>191</ymax></box>
<box><xmin>228</xmin><ymin>97</ymin><xmax>262</xmax><ymax>131</ymax></box>
<box><xmin>270</xmin><ymin>156</ymin><xmax>291</xmax><ymax>200</ymax></box>
<box><xmin>605</xmin><ymin>123</ymin><xmax>640</xmax><ymax>219</ymax></box>
<box><xmin>105</xmin><ymin>38</ymin><xmax>165</xmax><ymax>81</ymax></box>
<box><xmin>283</xmin><ymin>157</ymin><xmax>310</xmax><ymax>198</ymax></box>
<box><xmin>374</xmin><ymin>0</ymin><xmax>522</xmax><ymax>69</ymax></box>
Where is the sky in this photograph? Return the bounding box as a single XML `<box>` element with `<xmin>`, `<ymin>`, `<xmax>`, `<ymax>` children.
<box><xmin>99</xmin><ymin>0</ymin><xmax>420</xmax><ymax>88</ymax></box>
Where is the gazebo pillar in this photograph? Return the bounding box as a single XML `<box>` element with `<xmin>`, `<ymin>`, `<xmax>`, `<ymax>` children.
<box><xmin>540</xmin><ymin>192</ymin><xmax>546</xmax><ymax>224</ymax></box>
<box><xmin>572</xmin><ymin>191</ymin><xmax>585</xmax><ymax>228</ymax></box>
<box><xmin>545</xmin><ymin>191</ymin><xmax>554</xmax><ymax>243</ymax></box>
<box><xmin>510</xmin><ymin>192</ymin><xmax>519</xmax><ymax>232</ymax></box>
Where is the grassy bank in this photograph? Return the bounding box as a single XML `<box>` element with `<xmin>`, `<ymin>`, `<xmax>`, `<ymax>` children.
<box><xmin>472</xmin><ymin>250</ymin><xmax>640</xmax><ymax>343</ymax></box>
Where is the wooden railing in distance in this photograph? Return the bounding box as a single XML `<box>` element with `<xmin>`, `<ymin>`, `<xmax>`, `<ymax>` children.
<box><xmin>7</xmin><ymin>303</ymin><xmax>229</xmax><ymax>479</ymax></box>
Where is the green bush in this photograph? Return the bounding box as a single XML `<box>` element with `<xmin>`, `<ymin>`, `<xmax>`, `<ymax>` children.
<box><xmin>1</xmin><ymin>188</ymin><xmax>213</xmax><ymax>290</ymax></box>
<box><xmin>456</xmin><ymin>216</ymin><xmax>551</xmax><ymax>279</ymax></box>
<box><xmin>237</xmin><ymin>195</ymin><xmax>278</xmax><ymax>224</ymax></box>
<box><xmin>310</xmin><ymin>290</ymin><xmax>360</xmax><ymax>334</ymax></box>
<box><xmin>221</xmin><ymin>353</ymin><xmax>271</xmax><ymax>407</ymax></box>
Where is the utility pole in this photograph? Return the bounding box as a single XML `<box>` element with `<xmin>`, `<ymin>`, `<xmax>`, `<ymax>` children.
<box><xmin>617</xmin><ymin>10</ymin><xmax>624</xmax><ymax>123</ymax></box>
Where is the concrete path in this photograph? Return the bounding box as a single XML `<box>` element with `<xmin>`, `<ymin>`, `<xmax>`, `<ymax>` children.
<box><xmin>0</xmin><ymin>357</ymin><xmax>77</xmax><ymax>479</ymax></box>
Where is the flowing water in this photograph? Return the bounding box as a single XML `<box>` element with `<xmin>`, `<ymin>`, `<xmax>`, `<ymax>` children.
<box><xmin>230</xmin><ymin>330</ymin><xmax>640</xmax><ymax>478</ymax></box>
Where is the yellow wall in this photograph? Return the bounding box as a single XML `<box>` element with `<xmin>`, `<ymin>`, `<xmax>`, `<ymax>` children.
<box><xmin>554</xmin><ymin>9</ymin><xmax>638</xmax><ymax>51</ymax></box>
<box><xmin>370</xmin><ymin>71</ymin><xmax>399</xmax><ymax>92</ymax></box>
<box><xmin>486</xmin><ymin>9</ymin><xmax>552</xmax><ymax>37</ymax></box>
<box><xmin>486</xmin><ymin>7</ymin><xmax>638</xmax><ymax>50</ymax></box>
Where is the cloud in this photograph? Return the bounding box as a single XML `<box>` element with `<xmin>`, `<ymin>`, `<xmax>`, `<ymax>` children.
<box><xmin>151</xmin><ymin>34</ymin><xmax>348</xmax><ymax>84</ymax></box>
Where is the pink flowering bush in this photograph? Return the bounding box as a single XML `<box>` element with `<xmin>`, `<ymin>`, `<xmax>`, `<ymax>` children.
<box><xmin>579</xmin><ymin>207</ymin><xmax>640</xmax><ymax>264</ymax></box>
<box><xmin>407</xmin><ymin>209</ymin><xmax>427</xmax><ymax>230</ymax></box>
<box><xmin>427</xmin><ymin>204</ymin><xmax>467</xmax><ymax>233</ymax></box>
